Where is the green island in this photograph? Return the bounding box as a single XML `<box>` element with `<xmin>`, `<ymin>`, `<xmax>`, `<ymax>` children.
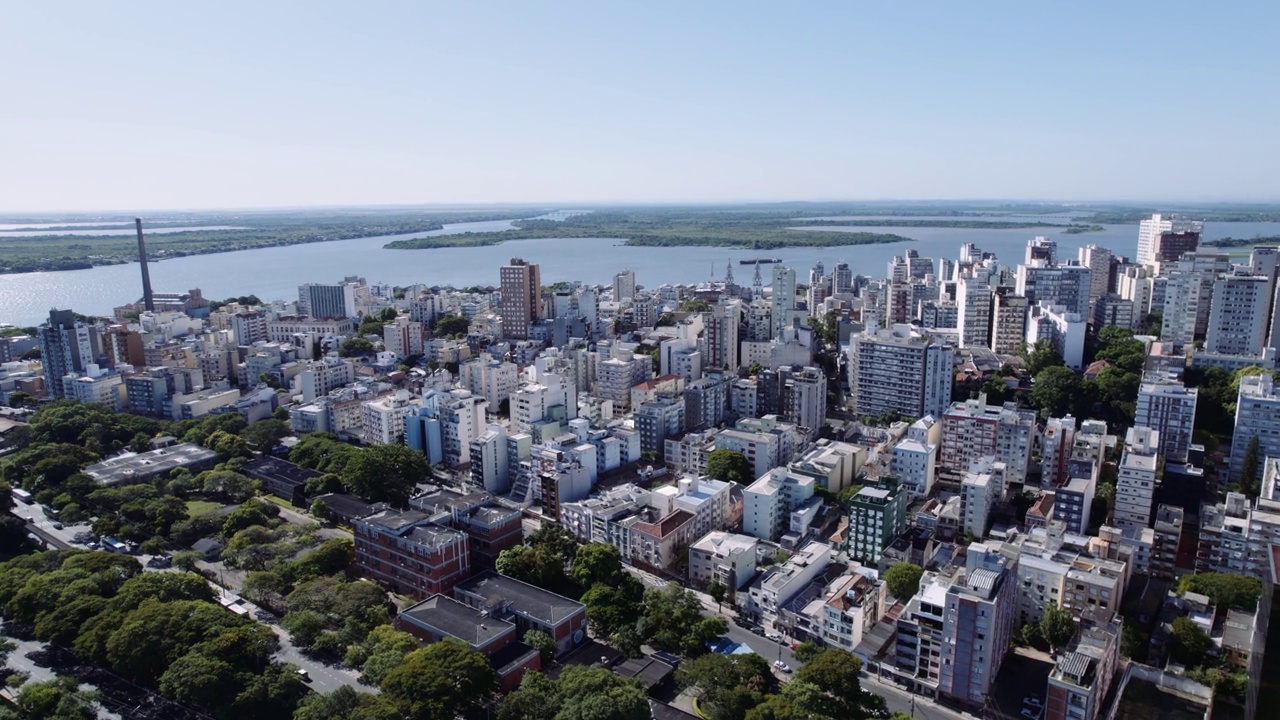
<box><xmin>385</xmin><ymin>210</ymin><xmax>917</xmax><ymax>251</ymax></box>
<box><xmin>0</xmin><ymin>210</ymin><xmax>533</xmax><ymax>274</ymax></box>
<box><xmin>796</xmin><ymin>219</ymin><xmax>1104</xmax><ymax>231</ymax></box>
<box><xmin>1204</xmin><ymin>235</ymin><xmax>1280</xmax><ymax>248</ymax></box>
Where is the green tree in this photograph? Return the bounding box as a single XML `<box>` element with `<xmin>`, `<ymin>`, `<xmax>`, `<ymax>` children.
<box><xmin>433</xmin><ymin>314</ymin><xmax>471</xmax><ymax>337</ymax></box>
<box><xmin>309</xmin><ymin>498</ymin><xmax>330</xmax><ymax>521</ymax></box>
<box><xmin>16</xmin><ymin>677</ymin><xmax>98</xmax><ymax>720</ymax></box>
<box><xmin>791</xmin><ymin>640</ymin><xmax>822</xmax><ymax>664</ymax></box>
<box><xmin>707</xmin><ymin>579</ymin><xmax>727</xmax><ymax>610</ymax></box>
<box><xmin>580</xmin><ymin>584</ymin><xmax>643</xmax><ymax>637</ymax></box>
<box><xmin>1170</xmin><ymin>616</ymin><xmax>1213</xmax><ymax>667</ymax></box>
<box><xmin>1030</xmin><ymin>366</ymin><xmax>1081</xmax><ymax>419</ymax></box>
<box><xmin>242</xmin><ymin>419</ymin><xmax>290</xmax><ymax>452</ymax></box>
<box><xmin>1018</xmin><ymin>339</ymin><xmax>1065</xmax><ymax>376</ymax></box>
<box><xmin>293</xmin><ymin>686</ymin><xmax>394</xmax><ymax>720</ymax></box>
<box><xmin>706</xmin><ymin>449</ymin><xmax>752</xmax><ymax>483</ymax></box>
<box><xmin>381</xmin><ymin>638</ymin><xmax>497</xmax><ymax>720</ymax></box>
<box><xmin>555</xmin><ymin>665</ymin><xmax>649</xmax><ymax>720</ymax></box>
<box><xmin>497</xmin><ymin>671</ymin><xmax>562</xmax><ymax>720</ymax></box>
<box><xmin>570</xmin><ymin>542</ymin><xmax>626</xmax><ymax>587</ymax></box>
<box><xmin>1239</xmin><ymin>435</ymin><xmax>1260</xmax><ymax>498</ymax></box>
<box><xmin>1177</xmin><ymin>572</ymin><xmax>1264</xmax><ymax>611</ymax></box>
<box><xmin>677</xmin><ymin>653</ymin><xmax>772</xmax><ymax>720</ymax></box>
<box><xmin>792</xmin><ymin>648</ymin><xmax>884</xmax><ymax>719</ymax></box>
<box><xmin>341</xmin><ymin>444</ymin><xmax>427</xmax><ymax>506</ymax></box>
<box><xmin>496</xmin><ymin>544</ymin><xmax>565</xmax><ymax>588</ymax></box>
<box><xmin>883</xmin><ymin>562</ymin><xmax>923</xmax><ymax>599</ymax></box>
<box><xmin>1039</xmin><ymin>602</ymin><xmax>1077</xmax><ymax>654</ymax></box>
<box><xmin>525</xmin><ymin>629</ymin><xmax>558</xmax><ymax>665</ymax></box>
<box><xmin>528</xmin><ymin>523</ymin><xmax>580</xmax><ymax>566</ymax></box>
<box><xmin>339</xmin><ymin>338</ymin><xmax>375</xmax><ymax>357</ymax></box>
<box><xmin>346</xmin><ymin>625</ymin><xmax>419</xmax><ymax>685</ymax></box>
<box><xmin>639</xmin><ymin>583</ymin><xmax>727</xmax><ymax>656</ymax></box>
<box><xmin>158</xmin><ymin>653</ymin><xmax>241</xmax><ymax>711</ymax></box>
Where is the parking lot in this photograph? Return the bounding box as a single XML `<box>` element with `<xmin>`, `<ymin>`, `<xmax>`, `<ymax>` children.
<box><xmin>990</xmin><ymin>650</ymin><xmax>1054</xmax><ymax>719</ymax></box>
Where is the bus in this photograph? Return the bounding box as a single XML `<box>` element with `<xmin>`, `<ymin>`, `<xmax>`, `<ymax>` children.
<box><xmin>11</xmin><ymin>487</ymin><xmax>32</xmax><ymax>504</ymax></box>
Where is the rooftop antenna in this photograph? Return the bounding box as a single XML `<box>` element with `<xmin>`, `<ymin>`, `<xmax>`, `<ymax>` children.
<box><xmin>135</xmin><ymin>218</ymin><xmax>155</xmax><ymax>312</ymax></box>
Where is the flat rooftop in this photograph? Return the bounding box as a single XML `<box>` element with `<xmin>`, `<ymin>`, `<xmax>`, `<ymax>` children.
<box><xmin>400</xmin><ymin>594</ymin><xmax>513</xmax><ymax>647</ymax></box>
<box><xmin>83</xmin><ymin>442</ymin><xmax>217</xmax><ymax>486</ymax></box>
<box><xmin>455</xmin><ymin>571</ymin><xmax>585</xmax><ymax>625</ymax></box>
<box><xmin>241</xmin><ymin>456</ymin><xmax>320</xmax><ymax>487</ymax></box>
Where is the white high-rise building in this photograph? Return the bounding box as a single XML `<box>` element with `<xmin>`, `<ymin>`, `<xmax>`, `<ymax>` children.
<box><xmin>1115</xmin><ymin>426</ymin><xmax>1160</xmax><ymax>532</ymax></box>
<box><xmin>1206</xmin><ymin>271</ymin><xmax>1272</xmax><ymax>357</ymax></box>
<box><xmin>847</xmin><ymin>324</ymin><xmax>954</xmax><ymax>421</ymax></box>
<box><xmin>1015</xmin><ymin>261</ymin><xmax>1091</xmax><ymax>318</ymax></box>
<box><xmin>1025</xmin><ymin>301</ymin><xmax>1086</xmax><ymax>370</ymax></box>
<box><xmin>1231</xmin><ymin>373</ymin><xmax>1280</xmax><ymax>484</ymax></box>
<box><xmin>892</xmin><ymin>416</ymin><xmax>940</xmax><ymax>497</ymax></box>
<box><xmin>362</xmin><ymin>391</ymin><xmax>414</xmax><ymax>445</ymax></box>
<box><xmin>1135</xmin><ymin>381</ymin><xmax>1198</xmax><ymax>464</ymax></box>
<box><xmin>1136</xmin><ymin>214</ymin><xmax>1175</xmax><ymax>270</ymax></box>
<box><xmin>940</xmin><ymin>394</ymin><xmax>1036</xmax><ymax>486</ymax></box>
<box><xmin>960</xmin><ymin>458</ymin><xmax>1006</xmax><ymax>538</ymax></box>
<box><xmin>613</xmin><ymin>269</ymin><xmax>637</xmax><ymax>302</ymax></box>
<box><xmin>770</xmin><ymin>265</ymin><xmax>797</xmax><ymax>338</ymax></box>
<box><xmin>742</xmin><ymin>467</ymin><xmax>815</xmax><ymax>541</ymax></box>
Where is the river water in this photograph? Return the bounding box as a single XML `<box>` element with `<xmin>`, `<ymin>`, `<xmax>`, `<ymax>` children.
<box><xmin>2</xmin><ymin>217</ymin><xmax>1278</xmax><ymax>328</ymax></box>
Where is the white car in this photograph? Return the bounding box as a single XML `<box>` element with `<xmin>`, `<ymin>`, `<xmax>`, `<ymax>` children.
<box><xmin>766</xmin><ymin>632</ymin><xmax>782</xmax><ymax>642</ymax></box>
<box><xmin>1021</xmin><ymin>709</ymin><xmax>1041</xmax><ymax>719</ymax></box>
<box><xmin>773</xmin><ymin>661</ymin><xmax>792</xmax><ymax>673</ymax></box>
<box><xmin>1025</xmin><ymin>697</ymin><xmax>1043</xmax><ymax>708</ymax></box>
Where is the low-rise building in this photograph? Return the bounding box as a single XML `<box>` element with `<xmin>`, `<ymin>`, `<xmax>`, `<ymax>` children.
<box><xmin>688</xmin><ymin>531</ymin><xmax>760</xmax><ymax>593</ymax></box>
<box><xmin>396</xmin><ymin>594</ymin><xmax>541</xmax><ymax>692</ymax></box>
<box><xmin>453</xmin><ymin>571</ymin><xmax>588</xmax><ymax>655</ymax></box>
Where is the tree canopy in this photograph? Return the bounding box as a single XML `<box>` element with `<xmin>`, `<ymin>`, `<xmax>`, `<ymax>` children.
<box><xmin>706</xmin><ymin>449</ymin><xmax>752</xmax><ymax>484</ymax></box>
<box><xmin>1177</xmin><ymin>572</ymin><xmax>1264</xmax><ymax>611</ymax></box>
<box><xmin>883</xmin><ymin>563</ymin><xmax>923</xmax><ymax>599</ymax></box>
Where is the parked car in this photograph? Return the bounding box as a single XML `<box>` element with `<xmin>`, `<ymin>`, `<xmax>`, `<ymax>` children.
<box><xmin>766</xmin><ymin>632</ymin><xmax>782</xmax><ymax>642</ymax></box>
<box><xmin>296</xmin><ymin>669</ymin><xmax>311</xmax><ymax>682</ymax></box>
<box><xmin>1021</xmin><ymin>709</ymin><xmax>1041</xmax><ymax>719</ymax></box>
<box><xmin>773</xmin><ymin>661</ymin><xmax>792</xmax><ymax>673</ymax></box>
<box><xmin>51</xmin><ymin>521</ymin><xmax>63</xmax><ymax>530</ymax></box>
<box><xmin>1025</xmin><ymin>697</ymin><xmax>1043</xmax><ymax>708</ymax></box>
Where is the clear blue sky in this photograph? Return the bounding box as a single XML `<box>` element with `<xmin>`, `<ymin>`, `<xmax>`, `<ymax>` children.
<box><xmin>3</xmin><ymin>1</ymin><xmax>1277</xmax><ymax>212</ymax></box>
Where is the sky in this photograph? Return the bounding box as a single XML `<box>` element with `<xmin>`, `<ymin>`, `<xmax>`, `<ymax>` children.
<box><xmin>2</xmin><ymin>1</ymin><xmax>1278</xmax><ymax>212</ymax></box>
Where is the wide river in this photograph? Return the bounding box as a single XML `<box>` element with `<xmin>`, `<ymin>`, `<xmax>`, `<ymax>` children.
<box><xmin>2</xmin><ymin>216</ymin><xmax>1279</xmax><ymax>327</ymax></box>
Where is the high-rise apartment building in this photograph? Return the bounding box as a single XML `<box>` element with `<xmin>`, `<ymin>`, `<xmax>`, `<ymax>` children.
<box><xmin>1137</xmin><ymin>213</ymin><xmax>1203</xmax><ymax>270</ymax></box>
<box><xmin>299</xmin><ymin>277</ymin><xmax>364</xmax><ymax>319</ymax></box>
<box><xmin>1078</xmin><ymin>244</ymin><xmax>1113</xmax><ymax>317</ymax></box>
<box><xmin>770</xmin><ymin>264</ymin><xmax>797</xmax><ymax>338</ymax></box>
<box><xmin>847</xmin><ymin>324</ymin><xmax>954</xmax><ymax>421</ymax></box>
<box><xmin>1231</xmin><ymin>373</ymin><xmax>1280</xmax><ymax>484</ymax></box>
<box><xmin>1134</xmin><ymin>381</ymin><xmax>1198</xmax><ymax>464</ymax></box>
<box><xmin>1015</xmin><ymin>261</ymin><xmax>1091</xmax><ymax>318</ymax></box>
<box><xmin>613</xmin><ymin>269</ymin><xmax>636</xmax><ymax>302</ymax></box>
<box><xmin>896</xmin><ymin>545</ymin><xmax>1017</xmax><ymax>707</ymax></box>
<box><xmin>848</xmin><ymin>477</ymin><xmax>908</xmax><ymax>564</ymax></box>
<box><xmin>939</xmin><ymin>394</ymin><xmax>1036</xmax><ymax>486</ymax></box>
<box><xmin>1115</xmin><ymin>426</ymin><xmax>1160</xmax><ymax>532</ymax></box>
<box><xmin>39</xmin><ymin>309</ymin><xmax>99</xmax><ymax>399</ymax></box>
<box><xmin>956</xmin><ymin>276</ymin><xmax>993</xmax><ymax>349</ymax></box>
<box><xmin>499</xmin><ymin>258</ymin><xmax>542</xmax><ymax>340</ymax></box>
<box><xmin>1205</xmin><ymin>271</ymin><xmax>1272</xmax><ymax>357</ymax></box>
<box><xmin>990</xmin><ymin>289</ymin><xmax>1028</xmax><ymax>354</ymax></box>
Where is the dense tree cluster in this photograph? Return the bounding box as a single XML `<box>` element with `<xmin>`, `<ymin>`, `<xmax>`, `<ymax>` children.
<box><xmin>288</xmin><ymin>433</ymin><xmax>427</xmax><ymax>506</ymax></box>
<box><xmin>1176</xmin><ymin>572</ymin><xmax>1264</xmax><ymax>612</ymax></box>
<box><xmin>0</xmin><ymin>549</ymin><xmax>306</xmax><ymax>719</ymax></box>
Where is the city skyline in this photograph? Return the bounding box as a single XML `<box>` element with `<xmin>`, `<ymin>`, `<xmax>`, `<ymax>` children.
<box><xmin>3</xmin><ymin>2</ymin><xmax>1279</xmax><ymax>212</ymax></box>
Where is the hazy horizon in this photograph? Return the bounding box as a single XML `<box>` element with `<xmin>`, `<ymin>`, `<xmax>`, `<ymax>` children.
<box><xmin>4</xmin><ymin>2</ymin><xmax>1278</xmax><ymax>213</ymax></box>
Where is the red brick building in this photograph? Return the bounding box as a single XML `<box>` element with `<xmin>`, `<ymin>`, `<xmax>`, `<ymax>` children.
<box><xmin>353</xmin><ymin>508</ymin><xmax>470</xmax><ymax>599</ymax></box>
<box><xmin>397</xmin><ymin>593</ymin><xmax>541</xmax><ymax>692</ymax></box>
<box><xmin>453</xmin><ymin>571</ymin><xmax>588</xmax><ymax>655</ymax></box>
